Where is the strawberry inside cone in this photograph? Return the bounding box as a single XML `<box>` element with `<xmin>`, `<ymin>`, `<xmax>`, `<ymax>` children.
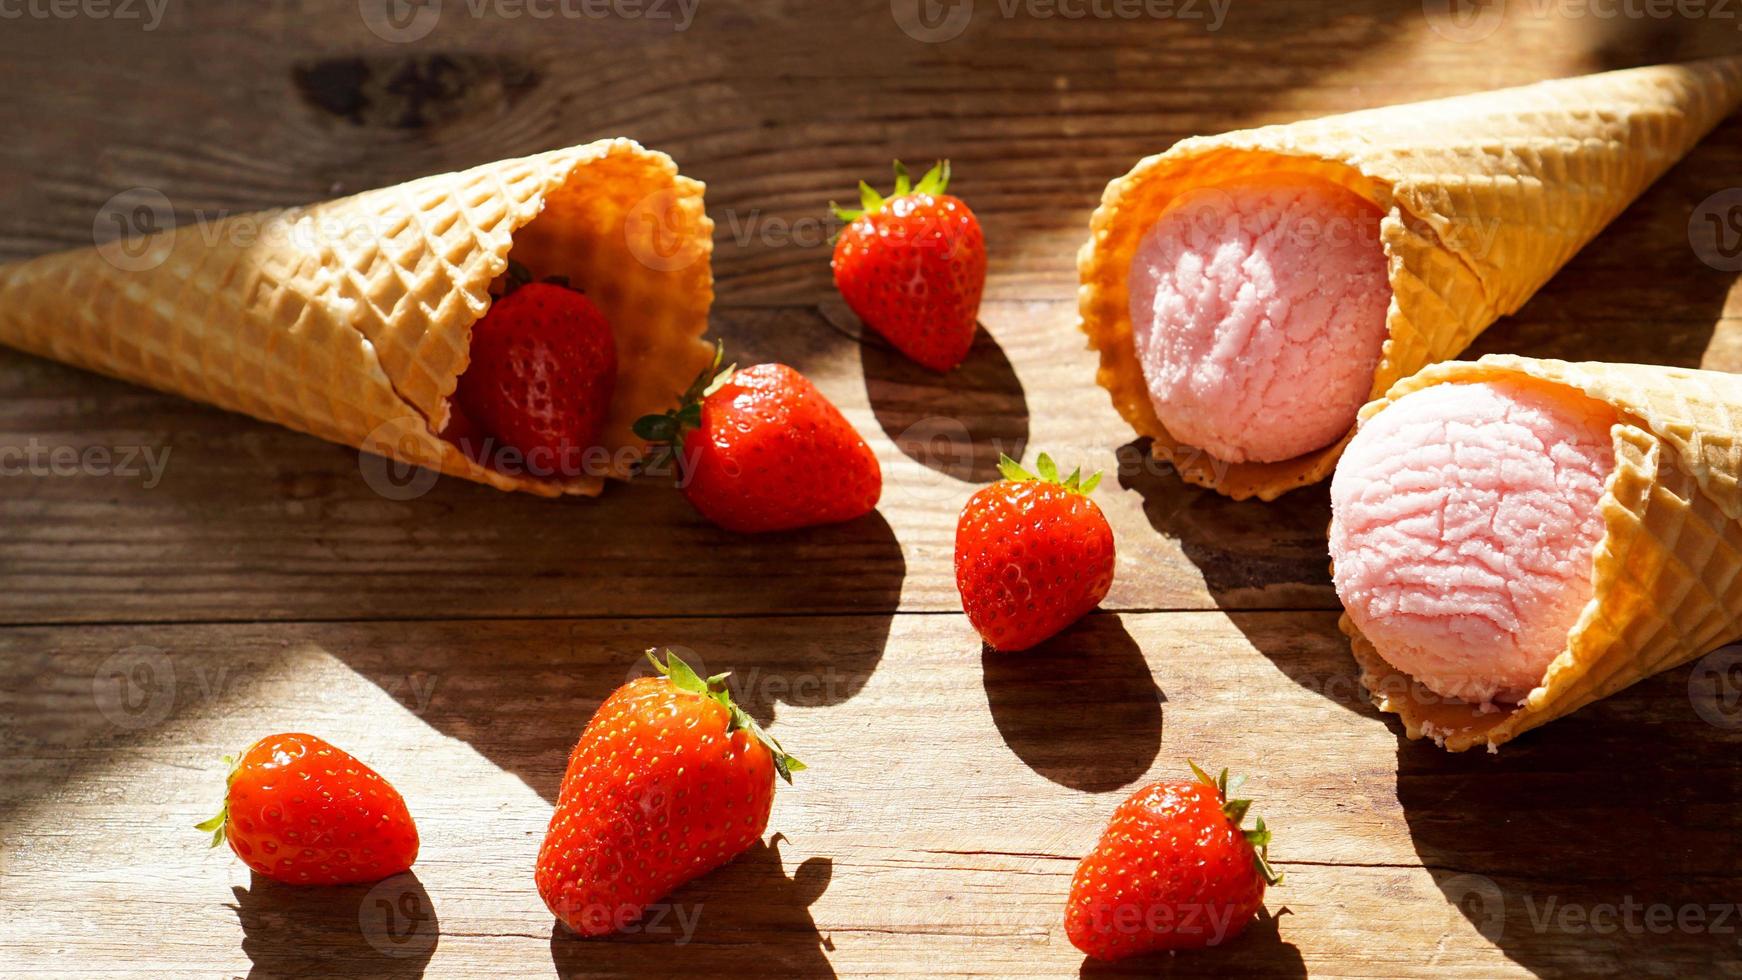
<box><xmin>440</xmin><ymin>260</ymin><xmax>617</xmax><ymax>480</ymax></box>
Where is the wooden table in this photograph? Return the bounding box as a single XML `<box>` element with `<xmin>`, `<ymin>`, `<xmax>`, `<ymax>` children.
<box><xmin>5</xmin><ymin>4</ymin><xmax>1742</xmax><ymax>977</ymax></box>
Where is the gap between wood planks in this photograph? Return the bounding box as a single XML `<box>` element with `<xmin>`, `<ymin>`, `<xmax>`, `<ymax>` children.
<box><xmin>0</xmin><ymin>607</ymin><xmax>1342</xmax><ymax>630</ymax></box>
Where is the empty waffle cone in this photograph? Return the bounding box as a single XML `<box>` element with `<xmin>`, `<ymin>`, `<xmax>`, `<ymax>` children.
<box><xmin>0</xmin><ymin>138</ymin><xmax>715</xmax><ymax>497</ymax></box>
<box><xmin>1080</xmin><ymin>57</ymin><xmax>1742</xmax><ymax>501</ymax></box>
<box><xmin>1343</xmin><ymin>354</ymin><xmax>1742</xmax><ymax>751</ymax></box>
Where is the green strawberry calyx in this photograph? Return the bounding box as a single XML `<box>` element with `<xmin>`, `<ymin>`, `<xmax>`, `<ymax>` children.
<box><xmin>830</xmin><ymin>159</ymin><xmax>952</xmax><ymax>225</ymax></box>
<box><xmin>1189</xmin><ymin>760</ymin><xmax>1283</xmax><ymax>887</ymax></box>
<box><xmin>646</xmin><ymin>648</ymin><xmax>806</xmax><ymax>784</ymax></box>
<box><xmin>996</xmin><ymin>452</ymin><xmax>1102</xmax><ymax>496</ymax></box>
<box><xmin>193</xmin><ymin>750</ymin><xmax>247</xmax><ymax>848</ymax></box>
<box><xmin>492</xmin><ymin>257</ymin><xmax>576</xmax><ymax>300</ymax></box>
<box><xmin>631</xmin><ymin>340</ymin><xmax>735</xmax><ymax>476</ymax></box>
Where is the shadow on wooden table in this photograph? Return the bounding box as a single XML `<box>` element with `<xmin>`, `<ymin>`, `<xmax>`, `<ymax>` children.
<box><xmin>1396</xmin><ymin>663</ymin><xmax>1742</xmax><ymax>976</ymax></box>
<box><xmin>1463</xmin><ymin>126</ymin><xmax>1736</xmax><ymax>371</ymax></box>
<box><xmin>1075</xmin><ymin>907</ymin><xmax>1306</xmax><ymax>978</ymax></box>
<box><xmin>982</xmin><ymin>613</ymin><xmax>1163</xmax><ymax>793</ymax></box>
<box><xmin>327</xmin><ymin>509</ymin><xmax>905</xmax><ymax>804</ymax></box>
<box><xmin>548</xmin><ymin>835</ymin><xmax>834</xmax><ymax>978</ymax></box>
<box><xmin>1583</xmin><ymin>14</ymin><xmax>1742</xmax><ymax>70</ymax></box>
<box><xmin>861</xmin><ymin>318</ymin><xmax>1029</xmax><ymax>485</ymax></box>
<box><xmin>601</xmin><ymin>509</ymin><xmax>909</xmax><ymax>733</ymax></box>
<box><xmin>232</xmin><ymin>870</ymin><xmax>439</xmax><ymax>979</ymax></box>
<box><xmin>1114</xmin><ymin>440</ymin><xmax>1337</xmax><ymax>612</ymax></box>
<box><xmin>1113</xmin><ymin>443</ymin><xmax>1375</xmax><ymax>721</ymax></box>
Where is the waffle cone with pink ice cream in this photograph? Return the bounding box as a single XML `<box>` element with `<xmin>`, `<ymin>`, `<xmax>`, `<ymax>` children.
<box><xmin>1079</xmin><ymin>57</ymin><xmax>1742</xmax><ymax>501</ymax></box>
<box><xmin>1331</xmin><ymin>355</ymin><xmax>1742</xmax><ymax>752</ymax></box>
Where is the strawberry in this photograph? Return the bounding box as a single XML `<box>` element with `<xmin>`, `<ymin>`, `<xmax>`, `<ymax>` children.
<box><xmin>437</xmin><ymin>398</ymin><xmax>490</xmax><ymax>465</ymax></box>
<box><xmin>537</xmin><ymin>650</ymin><xmax>803</xmax><ymax>936</ymax></box>
<box><xmin>1065</xmin><ymin>763</ymin><xmax>1281</xmax><ymax>960</ymax></box>
<box><xmin>195</xmin><ymin>733</ymin><xmax>418</xmax><ymax>886</ymax></box>
<box><xmin>635</xmin><ymin>347</ymin><xmax>882</xmax><ymax>533</ymax></box>
<box><xmin>448</xmin><ymin>261</ymin><xmax>616</xmax><ymax>477</ymax></box>
<box><xmin>954</xmin><ymin>453</ymin><xmax>1115</xmax><ymax>651</ymax></box>
<box><xmin>831</xmin><ymin>160</ymin><xmax>986</xmax><ymax>372</ymax></box>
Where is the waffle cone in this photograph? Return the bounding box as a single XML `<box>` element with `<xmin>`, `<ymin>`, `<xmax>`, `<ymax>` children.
<box><xmin>1343</xmin><ymin>355</ymin><xmax>1742</xmax><ymax>751</ymax></box>
<box><xmin>1079</xmin><ymin>57</ymin><xmax>1742</xmax><ymax>501</ymax></box>
<box><xmin>0</xmin><ymin>138</ymin><xmax>715</xmax><ymax>497</ymax></box>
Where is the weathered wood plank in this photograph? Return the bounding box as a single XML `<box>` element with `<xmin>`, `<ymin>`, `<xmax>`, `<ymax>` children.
<box><xmin>4</xmin><ymin>299</ymin><xmax>1741</xmax><ymax>625</ymax></box>
<box><xmin>0</xmin><ymin>298</ymin><xmax>1348</xmax><ymax>623</ymax></box>
<box><xmin>0</xmin><ymin>7</ymin><xmax>1738</xmax><ymax>625</ymax></box>
<box><xmin>2</xmin><ymin>2</ymin><xmax>1738</xmax><ymax>300</ymax></box>
<box><xmin>6</xmin><ymin>611</ymin><xmax>1742</xmax><ymax>977</ymax></box>
<box><xmin>6</xmin><ymin>4</ymin><xmax>1742</xmax><ymax>978</ymax></box>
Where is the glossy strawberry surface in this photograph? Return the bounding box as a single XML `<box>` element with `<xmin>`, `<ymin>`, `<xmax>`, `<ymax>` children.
<box><xmin>679</xmin><ymin>362</ymin><xmax>881</xmax><ymax>533</ymax></box>
<box><xmin>452</xmin><ymin>280</ymin><xmax>616</xmax><ymax>476</ymax></box>
<box><xmin>205</xmin><ymin>733</ymin><xmax>418</xmax><ymax>886</ymax></box>
<box><xmin>955</xmin><ymin>456</ymin><xmax>1114</xmax><ymax>651</ymax></box>
<box><xmin>831</xmin><ymin>161</ymin><xmax>985</xmax><ymax>372</ymax></box>
<box><xmin>536</xmin><ymin>652</ymin><xmax>801</xmax><ymax>936</ymax></box>
<box><xmin>1065</xmin><ymin>768</ymin><xmax>1277</xmax><ymax>961</ymax></box>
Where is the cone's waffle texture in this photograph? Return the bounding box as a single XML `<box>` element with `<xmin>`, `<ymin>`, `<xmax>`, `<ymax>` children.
<box><xmin>1079</xmin><ymin>57</ymin><xmax>1742</xmax><ymax>501</ymax></box>
<box><xmin>1343</xmin><ymin>355</ymin><xmax>1742</xmax><ymax>751</ymax></box>
<box><xmin>0</xmin><ymin>138</ymin><xmax>715</xmax><ymax>496</ymax></box>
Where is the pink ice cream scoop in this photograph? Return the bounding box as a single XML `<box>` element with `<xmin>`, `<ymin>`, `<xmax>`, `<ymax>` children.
<box><xmin>1127</xmin><ymin>175</ymin><xmax>1392</xmax><ymax>464</ymax></box>
<box><xmin>1329</xmin><ymin>379</ymin><xmax>1618</xmax><ymax>706</ymax></box>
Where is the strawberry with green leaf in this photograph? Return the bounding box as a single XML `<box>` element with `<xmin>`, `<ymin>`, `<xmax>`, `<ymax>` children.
<box><xmin>635</xmin><ymin>345</ymin><xmax>881</xmax><ymax>533</ymax></box>
<box><xmin>1065</xmin><ymin>762</ymin><xmax>1282</xmax><ymax>960</ymax></box>
<box><xmin>196</xmin><ymin>733</ymin><xmax>419</xmax><ymax>886</ymax></box>
<box><xmin>955</xmin><ymin>453</ymin><xmax>1115</xmax><ymax>651</ymax></box>
<box><xmin>537</xmin><ymin>649</ymin><xmax>803</xmax><ymax>936</ymax></box>
<box><xmin>831</xmin><ymin>160</ymin><xmax>986</xmax><ymax>372</ymax></box>
<box><xmin>443</xmin><ymin>259</ymin><xmax>616</xmax><ymax>477</ymax></box>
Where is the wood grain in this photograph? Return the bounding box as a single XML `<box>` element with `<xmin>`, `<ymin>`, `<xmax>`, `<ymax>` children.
<box><xmin>0</xmin><ymin>5</ymin><xmax>1738</xmax><ymax>625</ymax></box>
<box><xmin>0</xmin><ymin>297</ymin><xmax>1354</xmax><ymax>624</ymax></box>
<box><xmin>5</xmin><ymin>302</ymin><xmax>1742</xmax><ymax>626</ymax></box>
<box><xmin>5</xmin><ymin>1</ymin><xmax>1742</xmax><ymax>977</ymax></box>
<box><xmin>8</xmin><ymin>611</ymin><xmax>1742</xmax><ymax>977</ymax></box>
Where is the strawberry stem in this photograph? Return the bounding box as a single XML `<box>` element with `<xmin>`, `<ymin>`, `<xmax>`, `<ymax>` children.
<box><xmin>645</xmin><ymin>648</ymin><xmax>805</xmax><ymax>784</ymax></box>
<box><xmin>193</xmin><ymin>751</ymin><xmax>244</xmax><ymax>848</ymax></box>
<box><xmin>491</xmin><ymin>258</ymin><xmax>580</xmax><ymax>300</ymax></box>
<box><xmin>632</xmin><ymin>341</ymin><xmax>734</xmax><ymax>477</ymax></box>
<box><xmin>829</xmin><ymin>159</ymin><xmax>953</xmax><ymax>225</ymax></box>
<box><xmin>1189</xmin><ymin>760</ymin><xmax>1283</xmax><ymax>887</ymax></box>
<box><xmin>996</xmin><ymin>452</ymin><xmax>1102</xmax><ymax>495</ymax></box>
<box><xmin>893</xmin><ymin>160</ymin><xmax>912</xmax><ymax>196</ymax></box>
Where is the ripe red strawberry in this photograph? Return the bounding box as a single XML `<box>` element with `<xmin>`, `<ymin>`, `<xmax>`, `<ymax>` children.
<box><xmin>831</xmin><ymin>160</ymin><xmax>986</xmax><ymax>372</ymax></box>
<box><xmin>1065</xmin><ymin>763</ymin><xmax>1281</xmax><ymax>960</ymax></box>
<box><xmin>447</xmin><ymin>261</ymin><xmax>616</xmax><ymax>477</ymax></box>
<box><xmin>196</xmin><ymin>733</ymin><xmax>419</xmax><ymax>886</ymax></box>
<box><xmin>955</xmin><ymin>453</ymin><xmax>1115</xmax><ymax>651</ymax></box>
<box><xmin>438</xmin><ymin>398</ymin><xmax>490</xmax><ymax>465</ymax></box>
<box><xmin>537</xmin><ymin>650</ymin><xmax>803</xmax><ymax>936</ymax></box>
<box><xmin>635</xmin><ymin>348</ymin><xmax>882</xmax><ymax>533</ymax></box>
